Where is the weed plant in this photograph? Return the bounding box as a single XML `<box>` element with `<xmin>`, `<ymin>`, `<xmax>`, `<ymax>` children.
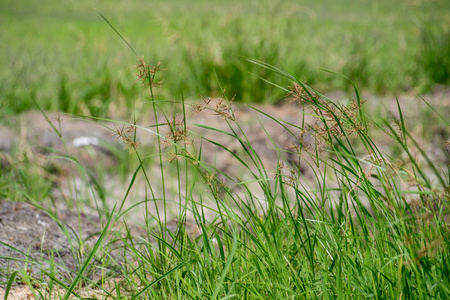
<box><xmin>1</xmin><ymin>49</ymin><xmax>449</xmax><ymax>298</ymax></box>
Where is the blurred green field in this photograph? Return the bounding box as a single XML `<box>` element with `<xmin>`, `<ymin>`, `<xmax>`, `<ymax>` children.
<box><xmin>1</xmin><ymin>0</ymin><xmax>449</xmax><ymax>117</ymax></box>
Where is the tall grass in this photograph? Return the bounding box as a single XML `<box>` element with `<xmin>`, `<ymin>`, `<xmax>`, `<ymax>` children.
<box><xmin>120</xmin><ymin>58</ymin><xmax>449</xmax><ymax>298</ymax></box>
<box><xmin>2</xmin><ymin>49</ymin><xmax>448</xmax><ymax>298</ymax></box>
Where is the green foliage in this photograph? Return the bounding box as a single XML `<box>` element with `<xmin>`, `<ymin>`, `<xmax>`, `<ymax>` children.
<box><xmin>99</xmin><ymin>66</ymin><xmax>448</xmax><ymax>298</ymax></box>
<box><xmin>0</xmin><ymin>156</ymin><xmax>53</xmax><ymax>203</ymax></box>
<box><xmin>4</xmin><ymin>55</ymin><xmax>449</xmax><ymax>298</ymax></box>
<box><xmin>416</xmin><ymin>24</ymin><xmax>450</xmax><ymax>89</ymax></box>
<box><xmin>0</xmin><ymin>1</ymin><xmax>449</xmax><ymax>297</ymax></box>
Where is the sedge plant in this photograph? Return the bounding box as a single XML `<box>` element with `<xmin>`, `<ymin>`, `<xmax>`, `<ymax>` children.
<box><xmin>83</xmin><ymin>52</ymin><xmax>449</xmax><ymax>299</ymax></box>
<box><xmin>2</xmin><ymin>26</ymin><xmax>449</xmax><ymax>299</ymax></box>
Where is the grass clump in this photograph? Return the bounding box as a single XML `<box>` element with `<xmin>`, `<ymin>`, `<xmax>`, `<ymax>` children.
<box><xmin>108</xmin><ymin>56</ymin><xmax>449</xmax><ymax>298</ymax></box>
<box><xmin>2</xmin><ymin>51</ymin><xmax>448</xmax><ymax>298</ymax></box>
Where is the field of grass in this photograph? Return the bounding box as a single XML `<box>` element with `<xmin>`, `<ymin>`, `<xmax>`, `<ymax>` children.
<box><xmin>1</xmin><ymin>0</ymin><xmax>449</xmax><ymax>118</ymax></box>
<box><xmin>1</xmin><ymin>0</ymin><xmax>449</xmax><ymax>299</ymax></box>
<box><xmin>1</xmin><ymin>56</ymin><xmax>449</xmax><ymax>299</ymax></box>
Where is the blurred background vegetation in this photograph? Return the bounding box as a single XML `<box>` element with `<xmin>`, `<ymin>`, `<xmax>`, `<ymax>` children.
<box><xmin>1</xmin><ymin>0</ymin><xmax>449</xmax><ymax>118</ymax></box>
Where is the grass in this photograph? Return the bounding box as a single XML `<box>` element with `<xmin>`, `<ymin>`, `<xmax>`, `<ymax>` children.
<box><xmin>1</xmin><ymin>2</ymin><xmax>449</xmax><ymax>298</ymax></box>
<box><xmin>1</xmin><ymin>0</ymin><xmax>450</xmax><ymax>118</ymax></box>
<box><xmin>1</xmin><ymin>49</ymin><xmax>449</xmax><ymax>298</ymax></box>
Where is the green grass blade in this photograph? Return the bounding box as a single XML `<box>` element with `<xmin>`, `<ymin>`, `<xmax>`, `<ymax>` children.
<box><xmin>63</xmin><ymin>205</ymin><xmax>116</xmax><ymax>300</ymax></box>
<box><xmin>4</xmin><ymin>271</ymin><xmax>18</xmax><ymax>300</ymax></box>
<box><xmin>211</xmin><ymin>232</ymin><xmax>238</xmax><ymax>300</ymax></box>
<box><xmin>418</xmin><ymin>94</ymin><xmax>450</xmax><ymax>126</ymax></box>
<box><xmin>97</xmin><ymin>12</ymin><xmax>138</xmax><ymax>56</ymax></box>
